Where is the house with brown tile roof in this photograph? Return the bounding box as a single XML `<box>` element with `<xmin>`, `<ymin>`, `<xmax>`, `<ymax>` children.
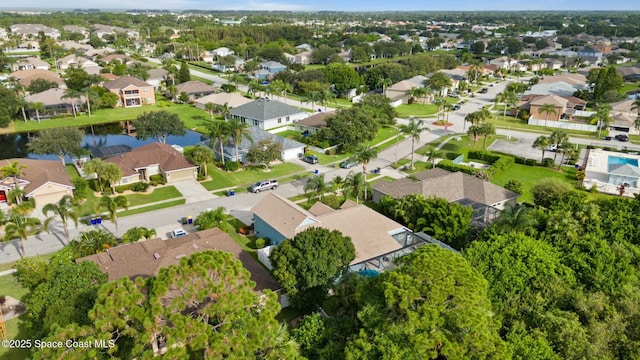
<box><xmin>76</xmin><ymin>228</ymin><xmax>280</xmax><ymax>292</ymax></box>
<box><xmin>103</xmin><ymin>76</ymin><xmax>155</xmax><ymax>108</ymax></box>
<box><xmin>251</xmin><ymin>193</ymin><xmax>412</xmax><ymax>267</ymax></box>
<box><xmin>294</xmin><ymin>111</ymin><xmax>334</xmax><ymax>133</ymax></box>
<box><xmin>10</xmin><ymin>69</ymin><xmax>65</xmax><ymax>88</ymax></box>
<box><xmin>23</xmin><ymin>88</ymin><xmax>83</xmax><ymax>119</ymax></box>
<box><xmin>0</xmin><ymin>159</ymin><xmax>74</xmax><ymax>207</ymax></box>
<box><xmin>175</xmin><ymin>80</ymin><xmax>216</xmax><ymax>101</ymax></box>
<box><xmin>103</xmin><ymin>142</ymin><xmax>198</xmax><ymax>185</ymax></box>
<box><xmin>372</xmin><ymin>169</ymin><xmax>519</xmax><ymax>223</ymax></box>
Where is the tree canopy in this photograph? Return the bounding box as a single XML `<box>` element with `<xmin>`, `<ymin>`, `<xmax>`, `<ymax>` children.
<box><xmin>27</xmin><ymin>127</ymin><xmax>84</xmax><ymax>166</ymax></box>
<box><xmin>0</xmin><ymin>86</ymin><xmax>20</xmax><ymax>128</ymax></box>
<box><xmin>132</xmin><ymin>110</ymin><xmax>186</xmax><ymax>143</ymax></box>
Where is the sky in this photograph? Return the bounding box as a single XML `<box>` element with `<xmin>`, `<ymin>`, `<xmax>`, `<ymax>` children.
<box><xmin>3</xmin><ymin>0</ymin><xmax>640</xmax><ymax>11</ymax></box>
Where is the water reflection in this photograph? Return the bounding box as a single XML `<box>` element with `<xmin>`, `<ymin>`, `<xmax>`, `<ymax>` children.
<box><xmin>0</xmin><ymin>123</ymin><xmax>207</xmax><ymax>161</ymax></box>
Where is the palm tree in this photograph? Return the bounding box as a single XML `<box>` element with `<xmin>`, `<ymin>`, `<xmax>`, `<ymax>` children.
<box><xmin>591</xmin><ymin>103</ymin><xmax>612</xmax><ymax>138</ymax></box>
<box><xmin>3</xmin><ymin>211</ymin><xmax>41</xmax><ymax>257</ymax></box>
<box><xmin>204</xmin><ymin>102</ymin><xmax>216</xmax><ymax>121</ymax></box>
<box><xmin>318</xmin><ymin>90</ymin><xmax>336</xmax><ymax>112</ymax></box>
<box><xmin>331</xmin><ymin>175</ymin><xmax>345</xmax><ymax>195</ymax></box>
<box><xmin>538</xmin><ymin>103</ymin><xmax>558</xmax><ymax>127</ymax></box>
<box><xmin>228</xmin><ymin>119</ymin><xmax>253</xmax><ymax>165</ymax></box>
<box><xmin>467</xmin><ymin>125</ymin><xmax>482</xmax><ymax>146</ymax></box>
<box><xmin>191</xmin><ymin>145</ymin><xmax>214</xmax><ymax>178</ymax></box>
<box><xmin>398</xmin><ymin>118</ymin><xmax>430</xmax><ymax>170</ymax></box>
<box><xmin>497</xmin><ymin>91</ymin><xmax>518</xmax><ymax>120</ymax></box>
<box><xmin>30</xmin><ymin>101</ymin><xmax>45</xmax><ymax>123</ymax></box>
<box><xmin>97</xmin><ymin>195</ymin><xmax>129</xmax><ymax>236</ymax></box>
<box><xmin>352</xmin><ymin>144</ymin><xmax>378</xmax><ymax>202</ymax></box>
<box><xmin>304</xmin><ymin>174</ymin><xmax>328</xmax><ymax>200</ymax></box>
<box><xmin>550</xmin><ymin>130</ymin><xmax>568</xmax><ymax>164</ymax></box>
<box><xmin>344</xmin><ymin>171</ymin><xmax>369</xmax><ymax>204</ymax></box>
<box><xmin>42</xmin><ymin>195</ymin><xmax>78</xmax><ymax>243</ymax></box>
<box><xmin>479</xmin><ymin>122</ymin><xmax>496</xmax><ymax>150</ymax></box>
<box><xmin>432</xmin><ymin>98</ymin><xmax>445</xmax><ymax>122</ymax></box>
<box><xmin>70</xmin><ymin>229</ymin><xmax>118</xmax><ymax>258</ymax></box>
<box><xmin>558</xmin><ymin>143</ymin><xmax>575</xmax><ymax>170</ymax></box>
<box><xmin>0</xmin><ymin>160</ymin><xmax>27</xmax><ymax>204</ymax></box>
<box><xmin>494</xmin><ymin>203</ymin><xmax>536</xmax><ymax>234</ymax></box>
<box><xmin>424</xmin><ymin>146</ymin><xmax>441</xmax><ymax>167</ymax></box>
<box><xmin>304</xmin><ymin>90</ymin><xmax>322</xmax><ymax>111</ymax></box>
<box><xmin>194</xmin><ymin>207</ymin><xmax>235</xmax><ymax>233</ymax></box>
<box><xmin>62</xmin><ymin>88</ymin><xmax>84</xmax><ymax>119</ymax></box>
<box><xmin>208</xmin><ymin>121</ymin><xmax>231</xmax><ymax>166</ymax></box>
<box><xmin>376</xmin><ymin>77</ymin><xmax>393</xmax><ymax>93</ymax></box>
<box><xmin>532</xmin><ymin>135</ymin><xmax>552</xmax><ymax>163</ymax></box>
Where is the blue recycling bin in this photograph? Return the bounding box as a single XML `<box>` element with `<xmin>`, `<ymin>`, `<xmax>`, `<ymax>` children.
<box><xmin>96</xmin><ymin>217</ymin><xmax>102</xmax><ymax>225</ymax></box>
<box><xmin>90</xmin><ymin>218</ymin><xmax>97</xmax><ymax>225</ymax></box>
<box><xmin>187</xmin><ymin>216</ymin><xmax>193</xmax><ymax>224</ymax></box>
<box><xmin>314</xmin><ymin>169</ymin><xmax>319</xmax><ymax>174</ymax></box>
<box><xmin>229</xmin><ymin>190</ymin><xmax>235</xmax><ymax>196</ymax></box>
<box><xmin>374</xmin><ymin>168</ymin><xmax>380</xmax><ymax>174</ymax></box>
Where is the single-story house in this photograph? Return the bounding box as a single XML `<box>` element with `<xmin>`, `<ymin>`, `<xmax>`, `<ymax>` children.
<box><xmin>385</xmin><ymin>80</ymin><xmax>428</xmax><ymax>105</ymax></box>
<box><xmin>210</xmin><ymin>47</ymin><xmax>234</xmax><ymax>58</ymax></box>
<box><xmin>56</xmin><ymin>54</ymin><xmax>99</xmax><ymax>71</ymax></box>
<box><xmin>194</xmin><ymin>92</ymin><xmax>252</xmax><ymax>111</ymax></box>
<box><xmin>103</xmin><ymin>142</ymin><xmax>198</xmax><ymax>185</ymax></box>
<box><xmin>228</xmin><ymin>98</ymin><xmax>309</xmax><ymax>131</ymax></box>
<box><xmin>76</xmin><ymin>227</ymin><xmax>280</xmax><ymax>291</ymax></box>
<box><xmin>616</xmin><ymin>66</ymin><xmax>640</xmax><ymax>82</ymax></box>
<box><xmin>610</xmin><ymin>99</ymin><xmax>640</xmax><ymax>134</ymax></box>
<box><xmin>175</xmin><ymin>80</ymin><xmax>217</xmax><ymax>101</ymax></box>
<box><xmin>10</xmin><ymin>23</ymin><xmax>60</xmax><ymax>39</ymax></box>
<box><xmin>525</xmin><ymin>81</ymin><xmax>584</xmax><ymax>98</ymax></box>
<box><xmin>146</xmin><ymin>68</ymin><xmax>168</xmax><ymax>90</ymax></box>
<box><xmin>255</xmin><ymin>61</ymin><xmax>287</xmax><ymax>79</ymax></box>
<box><xmin>372</xmin><ymin>168</ymin><xmax>519</xmax><ymax>223</ymax></box>
<box><xmin>0</xmin><ymin>159</ymin><xmax>74</xmax><ymax>207</ymax></box>
<box><xmin>252</xmin><ymin>193</ymin><xmax>415</xmax><ymax>271</ymax></box>
<box><xmin>23</xmin><ymin>88</ymin><xmax>84</xmax><ymax>119</ymax></box>
<box><xmin>10</xmin><ymin>69</ymin><xmax>65</xmax><ymax>88</ymax></box>
<box><xmin>10</xmin><ymin>57</ymin><xmax>50</xmax><ymax>72</ymax></box>
<box><xmin>103</xmin><ymin>76</ymin><xmax>155</xmax><ymax>108</ymax></box>
<box><xmin>209</xmin><ymin>126</ymin><xmax>305</xmax><ymax>163</ymax></box>
<box><xmin>295</xmin><ymin>111</ymin><xmax>334</xmax><ymax>134</ymax></box>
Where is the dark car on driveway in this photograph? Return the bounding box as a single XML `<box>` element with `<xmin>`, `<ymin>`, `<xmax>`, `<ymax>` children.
<box><xmin>615</xmin><ymin>134</ymin><xmax>630</xmax><ymax>142</ymax></box>
<box><xmin>302</xmin><ymin>155</ymin><xmax>319</xmax><ymax>164</ymax></box>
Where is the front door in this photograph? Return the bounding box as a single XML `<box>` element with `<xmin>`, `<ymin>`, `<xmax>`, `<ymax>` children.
<box><xmin>0</xmin><ymin>190</ymin><xmax>7</xmax><ymax>203</ymax></box>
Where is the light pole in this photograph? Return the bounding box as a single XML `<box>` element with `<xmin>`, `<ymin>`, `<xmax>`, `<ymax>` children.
<box><xmin>395</xmin><ymin>124</ymin><xmax>401</xmax><ymax>165</ymax></box>
<box><xmin>462</xmin><ymin>113</ymin><xmax>467</xmax><ymax>133</ymax></box>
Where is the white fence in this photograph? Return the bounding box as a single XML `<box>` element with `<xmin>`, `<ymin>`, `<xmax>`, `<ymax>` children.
<box><xmin>528</xmin><ymin>118</ymin><xmax>597</xmax><ymax>132</ymax></box>
<box><xmin>257</xmin><ymin>245</ymin><xmax>275</xmax><ymax>270</ymax></box>
<box><xmin>574</xmin><ymin>110</ymin><xmax>596</xmax><ymax>117</ymax></box>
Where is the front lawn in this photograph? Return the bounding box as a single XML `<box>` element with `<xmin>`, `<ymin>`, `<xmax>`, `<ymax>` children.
<box><xmin>201</xmin><ymin>162</ymin><xmax>305</xmax><ymax>191</ymax></box>
<box><xmin>395</xmin><ymin>104</ymin><xmax>439</xmax><ymax>118</ymax></box>
<box><xmin>417</xmin><ymin>134</ymin><xmax>498</xmax><ymax>160</ymax></box>
<box><xmin>123</xmin><ymin>186</ymin><xmax>182</xmax><ymax>207</ymax></box>
<box><xmin>118</xmin><ymin>199</ymin><xmax>186</xmax><ymax>217</ymax></box>
<box><xmin>491</xmin><ymin>164</ymin><xmax>578</xmax><ymax>203</ymax></box>
<box><xmin>0</xmin><ymin>274</ymin><xmax>36</xmax><ymax>359</ymax></box>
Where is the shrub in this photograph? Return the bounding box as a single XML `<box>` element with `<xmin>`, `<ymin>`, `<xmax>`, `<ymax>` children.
<box><xmin>543</xmin><ymin>157</ymin><xmax>554</xmax><ymax>167</ymax></box>
<box><xmin>514</xmin><ymin>156</ymin><xmax>525</xmax><ymax>164</ymax></box>
<box><xmin>255</xmin><ymin>238</ymin><xmax>266</xmax><ymax>249</ymax></box>
<box><xmin>531</xmin><ymin>179</ymin><xmax>573</xmax><ymax>208</ymax></box>
<box><xmin>325</xmin><ymin>147</ymin><xmax>336</xmax><ymax>156</ymax></box>
<box><xmin>223</xmin><ymin>161</ymin><xmax>240</xmax><ymax>172</ymax></box>
<box><xmin>436</xmin><ymin>160</ymin><xmax>484</xmax><ymax>176</ymax></box>
<box><xmin>320</xmin><ymin>195</ymin><xmax>343</xmax><ymax>210</ymax></box>
<box><xmin>467</xmin><ymin>150</ymin><xmax>502</xmax><ymax>164</ymax></box>
<box><xmin>132</xmin><ymin>182</ymin><xmax>150</xmax><ymax>192</ymax></box>
<box><xmin>525</xmin><ymin>159</ymin><xmax>537</xmax><ymax>166</ymax></box>
<box><xmin>491</xmin><ymin>157</ymin><xmax>515</xmax><ymax>173</ymax></box>
<box><xmin>72</xmin><ymin>178</ymin><xmax>89</xmax><ymax>200</ymax></box>
<box><xmin>590</xmin><ymin>184</ymin><xmax>599</xmax><ymax>193</ymax></box>
<box><xmin>149</xmin><ymin>174</ymin><xmax>166</xmax><ymax>185</ymax></box>
<box><xmin>504</xmin><ymin>180</ymin><xmax>523</xmax><ymax>194</ymax></box>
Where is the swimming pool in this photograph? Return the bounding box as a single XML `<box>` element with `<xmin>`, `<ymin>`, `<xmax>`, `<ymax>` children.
<box><xmin>608</xmin><ymin>156</ymin><xmax>639</xmax><ymax>167</ymax></box>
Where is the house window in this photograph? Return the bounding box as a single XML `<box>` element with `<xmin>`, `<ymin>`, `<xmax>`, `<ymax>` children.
<box><xmin>278</xmin><ymin>118</ymin><xmax>282</xmax><ymax>123</ymax></box>
<box><xmin>286</xmin><ymin>116</ymin><xmax>290</xmax><ymax>122</ymax></box>
<box><xmin>253</xmin><ymin>120</ymin><xmax>259</xmax><ymax>126</ymax></box>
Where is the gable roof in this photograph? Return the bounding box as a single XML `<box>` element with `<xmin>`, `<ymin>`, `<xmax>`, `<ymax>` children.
<box><xmin>529</xmin><ymin>94</ymin><xmax>568</xmax><ymax>107</ymax></box>
<box><xmin>103</xmin><ymin>75</ymin><xmax>152</xmax><ymax>90</ymax></box>
<box><xmin>609</xmin><ymin>164</ymin><xmax>640</xmax><ymax>178</ymax></box>
<box><xmin>1</xmin><ymin>158</ymin><xmax>74</xmax><ymax>195</ymax></box>
<box><xmin>175</xmin><ymin>80</ymin><xmax>216</xmax><ymax>95</ymax></box>
<box><xmin>24</xmin><ymin>88</ymin><xmax>83</xmax><ymax>106</ymax></box>
<box><xmin>103</xmin><ymin>142</ymin><xmax>196</xmax><ymax>176</ymax></box>
<box><xmin>295</xmin><ymin>111</ymin><xmax>334</xmax><ymax>128</ymax></box>
<box><xmin>252</xmin><ymin>193</ymin><xmax>406</xmax><ymax>265</ymax></box>
<box><xmin>260</xmin><ymin>60</ymin><xmax>286</xmax><ymax>68</ymax></box>
<box><xmin>212</xmin><ymin>126</ymin><xmax>305</xmax><ymax>160</ymax></box>
<box><xmin>387</xmin><ymin>80</ymin><xmax>419</xmax><ymax>92</ymax></box>
<box><xmin>373</xmin><ymin>169</ymin><xmax>519</xmax><ymax>206</ymax></box>
<box><xmin>147</xmin><ymin>68</ymin><xmax>168</xmax><ymax>80</ymax></box>
<box><xmin>229</xmin><ymin>98</ymin><xmax>306</xmax><ymax>121</ymax></box>
<box><xmin>76</xmin><ymin>228</ymin><xmax>280</xmax><ymax>291</ymax></box>
<box><xmin>10</xmin><ymin>69</ymin><xmax>64</xmax><ymax>87</ymax></box>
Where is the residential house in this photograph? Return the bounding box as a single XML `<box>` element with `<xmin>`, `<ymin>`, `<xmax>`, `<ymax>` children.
<box><xmin>103</xmin><ymin>142</ymin><xmax>198</xmax><ymax>185</ymax></box>
<box><xmin>194</xmin><ymin>92</ymin><xmax>252</xmax><ymax>111</ymax></box>
<box><xmin>489</xmin><ymin>56</ymin><xmax>520</xmax><ymax>70</ymax></box>
<box><xmin>175</xmin><ymin>81</ymin><xmax>217</xmax><ymax>101</ymax></box>
<box><xmin>524</xmin><ymin>94</ymin><xmax>587</xmax><ymax>122</ymax></box>
<box><xmin>578</xmin><ymin>47</ymin><xmax>604</xmax><ymax>62</ymax></box>
<box><xmin>526</xmin><ymin>82</ymin><xmax>583</xmax><ymax>97</ymax></box>
<box><xmin>99</xmin><ymin>54</ymin><xmax>138</xmax><ymax>65</ymax></box>
<box><xmin>211</xmin><ymin>55</ymin><xmax>245</xmax><ymax>72</ymax></box>
<box><xmin>0</xmin><ymin>159</ymin><xmax>74</xmax><ymax>207</ymax></box>
<box><xmin>435</xmin><ymin>68</ymin><xmax>467</xmax><ymax>95</ymax></box>
<box><xmin>10</xmin><ymin>24</ymin><xmax>60</xmax><ymax>39</ymax></box>
<box><xmin>610</xmin><ymin>99</ymin><xmax>640</xmax><ymax>134</ymax></box>
<box><xmin>10</xmin><ymin>69</ymin><xmax>65</xmax><ymax>88</ymax></box>
<box><xmin>62</xmin><ymin>25</ymin><xmax>88</xmax><ymax>38</ymax></box>
<box><xmin>550</xmin><ymin>48</ymin><xmax>578</xmax><ymax>58</ymax></box>
<box><xmin>372</xmin><ymin>168</ymin><xmax>519</xmax><ymax>224</ymax></box>
<box><xmin>23</xmin><ymin>88</ymin><xmax>84</xmax><ymax>119</ymax></box>
<box><xmin>252</xmin><ymin>193</ymin><xmax>416</xmax><ymax>272</ymax></box>
<box><xmin>255</xmin><ymin>61</ymin><xmax>287</xmax><ymax>79</ymax></box>
<box><xmin>295</xmin><ymin>43</ymin><xmax>313</xmax><ymax>52</ymax></box>
<box><xmin>209</xmin><ymin>126</ymin><xmax>305</xmax><ymax>163</ymax></box>
<box><xmin>228</xmin><ymin>98</ymin><xmax>309</xmax><ymax>131</ymax></box>
<box><xmin>295</xmin><ymin>111</ymin><xmax>334</xmax><ymax>134</ymax></box>
<box><xmin>544</xmin><ymin>59</ymin><xmax>564</xmax><ymax>70</ymax></box>
<box><xmin>10</xmin><ymin>57</ymin><xmax>50</xmax><ymax>72</ymax></box>
<box><xmin>385</xmin><ymin>80</ymin><xmax>429</xmax><ymax>106</ymax></box>
<box><xmin>146</xmin><ymin>68</ymin><xmax>168</xmax><ymax>90</ymax></box>
<box><xmin>56</xmin><ymin>54</ymin><xmax>100</xmax><ymax>73</ymax></box>
<box><xmin>103</xmin><ymin>76</ymin><xmax>156</xmax><ymax>108</ymax></box>
<box><xmin>616</xmin><ymin>65</ymin><xmax>640</xmax><ymax>82</ymax></box>
<box><xmin>92</xmin><ymin>24</ymin><xmax>139</xmax><ymax>39</ymax></box>
<box><xmin>210</xmin><ymin>47</ymin><xmax>235</xmax><ymax>57</ymax></box>
<box><xmin>584</xmin><ymin>149</ymin><xmax>640</xmax><ymax>193</ymax></box>
<box><xmin>76</xmin><ymin>227</ymin><xmax>279</xmax><ymax>291</ymax></box>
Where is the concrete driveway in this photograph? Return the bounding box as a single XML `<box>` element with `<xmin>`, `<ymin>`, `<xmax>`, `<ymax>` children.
<box><xmin>171</xmin><ymin>179</ymin><xmax>217</xmax><ymax>203</ymax></box>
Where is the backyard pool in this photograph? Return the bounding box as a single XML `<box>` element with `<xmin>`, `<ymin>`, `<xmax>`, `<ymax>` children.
<box><xmin>608</xmin><ymin>156</ymin><xmax>639</xmax><ymax>167</ymax></box>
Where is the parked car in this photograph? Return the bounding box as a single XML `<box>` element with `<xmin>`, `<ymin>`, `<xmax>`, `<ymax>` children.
<box><xmin>302</xmin><ymin>155</ymin><xmax>319</xmax><ymax>164</ymax></box>
<box><xmin>249</xmin><ymin>180</ymin><xmax>279</xmax><ymax>193</ymax></box>
<box><xmin>172</xmin><ymin>228</ymin><xmax>187</xmax><ymax>238</ymax></box>
<box><xmin>615</xmin><ymin>134</ymin><xmax>630</xmax><ymax>142</ymax></box>
<box><xmin>549</xmin><ymin>144</ymin><xmax>562</xmax><ymax>152</ymax></box>
<box><xmin>480</xmin><ymin>88</ymin><xmax>488</xmax><ymax>93</ymax></box>
<box><xmin>340</xmin><ymin>159</ymin><xmax>359</xmax><ymax>169</ymax></box>
<box><xmin>452</xmin><ymin>104</ymin><xmax>461</xmax><ymax>111</ymax></box>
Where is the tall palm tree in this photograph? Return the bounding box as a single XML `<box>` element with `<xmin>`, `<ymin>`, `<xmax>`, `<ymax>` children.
<box><xmin>304</xmin><ymin>90</ymin><xmax>322</xmax><ymax>111</ymax></box>
<box><xmin>538</xmin><ymin>103</ymin><xmax>558</xmax><ymax>127</ymax></box>
<box><xmin>398</xmin><ymin>118</ymin><xmax>430</xmax><ymax>170</ymax></box>
<box><xmin>331</xmin><ymin>175</ymin><xmax>345</xmax><ymax>195</ymax></box>
<box><xmin>467</xmin><ymin>125</ymin><xmax>482</xmax><ymax>146</ymax></box>
<box><xmin>424</xmin><ymin>146</ymin><xmax>441</xmax><ymax>167</ymax></box>
<box><xmin>344</xmin><ymin>171</ymin><xmax>369</xmax><ymax>204</ymax></box>
<box><xmin>42</xmin><ymin>195</ymin><xmax>78</xmax><ymax>243</ymax></box>
<box><xmin>352</xmin><ymin>144</ymin><xmax>378</xmax><ymax>202</ymax></box>
<box><xmin>62</xmin><ymin>88</ymin><xmax>84</xmax><ymax>119</ymax></box>
<box><xmin>1</xmin><ymin>160</ymin><xmax>28</xmax><ymax>204</ymax></box>
<box><xmin>479</xmin><ymin>122</ymin><xmax>496</xmax><ymax>150</ymax></box>
<box><xmin>591</xmin><ymin>103</ymin><xmax>612</xmax><ymax>138</ymax></box>
<box><xmin>550</xmin><ymin>130</ymin><xmax>568</xmax><ymax>163</ymax></box>
<box><xmin>191</xmin><ymin>145</ymin><xmax>214</xmax><ymax>177</ymax></box>
<box><xmin>228</xmin><ymin>119</ymin><xmax>253</xmax><ymax>165</ymax></box>
<box><xmin>97</xmin><ymin>195</ymin><xmax>129</xmax><ymax>236</ymax></box>
<box><xmin>30</xmin><ymin>101</ymin><xmax>45</xmax><ymax>123</ymax></box>
<box><xmin>532</xmin><ymin>135</ymin><xmax>552</xmax><ymax>163</ymax></box>
<box><xmin>558</xmin><ymin>144</ymin><xmax>575</xmax><ymax>170</ymax></box>
<box><xmin>208</xmin><ymin>121</ymin><xmax>231</xmax><ymax>166</ymax></box>
<box><xmin>3</xmin><ymin>211</ymin><xmax>41</xmax><ymax>257</ymax></box>
<box><xmin>318</xmin><ymin>90</ymin><xmax>336</xmax><ymax>112</ymax></box>
<box><xmin>304</xmin><ymin>174</ymin><xmax>328</xmax><ymax>201</ymax></box>
<box><xmin>204</xmin><ymin>102</ymin><xmax>216</xmax><ymax>121</ymax></box>
<box><xmin>71</xmin><ymin>229</ymin><xmax>118</xmax><ymax>258</ymax></box>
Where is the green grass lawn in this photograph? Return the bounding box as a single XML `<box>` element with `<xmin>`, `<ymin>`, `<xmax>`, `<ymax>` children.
<box><xmin>486</xmin><ymin>115</ymin><xmax>597</xmax><ymax>137</ymax></box>
<box><xmin>0</xmin><ymin>274</ymin><xmax>35</xmax><ymax>359</ymax></box>
<box><xmin>7</xmin><ymin>97</ymin><xmax>211</xmax><ymax>135</ymax></box>
<box><xmin>397</xmin><ymin>159</ymin><xmax>432</xmax><ymax>174</ymax></box>
<box><xmin>491</xmin><ymin>164</ymin><xmax>578</xmax><ymax>203</ymax></box>
<box><xmin>620</xmin><ymin>82</ymin><xmax>640</xmax><ymax>95</ymax></box>
<box><xmin>395</xmin><ymin>104</ymin><xmax>439</xmax><ymax>118</ymax></box>
<box><xmin>418</xmin><ymin>134</ymin><xmax>497</xmax><ymax>160</ymax></box>
<box><xmin>118</xmin><ymin>199</ymin><xmax>186</xmax><ymax>217</ymax></box>
<box><xmin>123</xmin><ymin>186</ymin><xmax>182</xmax><ymax>207</ymax></box>
<box><xmin>201</xmin><ymin>162</ymin><xmax>305</xmax><ymax>191</ymax></box>
<box><xmin>371</xmin><ymin>125</ymin><xmax>400</xmax><ymax>145</ymax></box>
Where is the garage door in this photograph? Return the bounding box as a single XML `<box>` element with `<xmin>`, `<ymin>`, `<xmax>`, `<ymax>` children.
<box><xmin>167</xmin><ymin>169</ymin><xmax>196</xmax><ymax>182</ymax></box>
<box><xmin>33</xmin><ymin>191</ymin><xmax>68</xmax><ymax>208</ymax></box>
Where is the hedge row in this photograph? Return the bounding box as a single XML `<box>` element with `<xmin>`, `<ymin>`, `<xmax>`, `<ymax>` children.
<box><xmin>436</xmin><ymin>160</ymin><xmax>486</xmax><ymax>176</ymax></box>
<box><xmin>467</xmin><ymin>150</ymin><xmax>503</xmax><ymax>164</ymax></box>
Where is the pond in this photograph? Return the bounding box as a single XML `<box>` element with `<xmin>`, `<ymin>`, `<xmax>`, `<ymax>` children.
<box><xmin>0</xmin><ymin>123</ymin><xmax>208</xmax><ymax>162</ymax></box>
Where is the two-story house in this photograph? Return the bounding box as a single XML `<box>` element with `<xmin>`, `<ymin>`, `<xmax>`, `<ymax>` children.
<box><xmin>103</xmin><ymin>76</ymin><xmax>155</xmax><ymax>108</ymax></box>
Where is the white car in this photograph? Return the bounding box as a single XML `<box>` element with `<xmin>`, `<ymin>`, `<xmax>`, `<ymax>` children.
<box><xmin>172</xmin><ymin>228</ymin><xmax>187</xmax><ymax>238</ymax></box>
